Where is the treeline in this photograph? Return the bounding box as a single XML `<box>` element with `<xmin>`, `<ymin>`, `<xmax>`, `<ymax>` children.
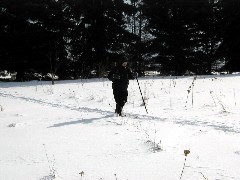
<box><xmin>0</xmin><ymin>0</ymin><xmax>239</xmax><ymax>80</ymax></box>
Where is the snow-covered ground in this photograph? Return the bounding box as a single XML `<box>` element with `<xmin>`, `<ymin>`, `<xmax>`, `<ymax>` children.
<box><xmin>0</xmin><ymin>75</ymin><xmax>240</xmax><ymax>180</ymax></box>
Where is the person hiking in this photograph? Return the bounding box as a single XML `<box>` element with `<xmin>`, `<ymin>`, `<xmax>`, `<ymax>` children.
<box><xmin>108</xmin><ymin>59</ymin><xmax>135</xmax><ymax>116</ymax></box>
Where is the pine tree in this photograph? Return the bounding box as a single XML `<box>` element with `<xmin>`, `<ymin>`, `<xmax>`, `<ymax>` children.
<box><xmin>141</xmin><ymin>0</ymin><xmax>223</xmax><ymax>75</ymax></box>
<box><xmin>70</xmin><ymin>0</ymin><xmax>134</xmax><ymax>78</ymax></box>
<box><xmin>142</xmin><ymin>0</ymin><xmax>194</xmax><ymax>75</ymax></box>
<box><xmin>218</xmin><ymin>0</ymin><xmax>240</xmax><ymax>72</ymax></box>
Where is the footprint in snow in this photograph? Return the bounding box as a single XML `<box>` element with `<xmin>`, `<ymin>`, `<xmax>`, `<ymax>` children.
<box><xmin>234</xmin><ymin>151</ymin><xmax>240</xmax><ymax>155</ymax></box>
<box><xmin>8</xmin><ymin>123</ymin><xmax>17</xmax><ymax>127</ymax></box>
<box><xmin>14</xmin><ymin>113</ymin><xmax>24</xmax><ymax>117</ymax></box>
<box><xmin>8</xmin><ymin>123</ymin><xmax>26</xmax><ymax>128</ymax></box>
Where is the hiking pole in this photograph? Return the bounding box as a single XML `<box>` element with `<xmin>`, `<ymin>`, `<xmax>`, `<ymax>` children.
<box><xmin>136</xmin><ymin>76</ymin><xmax>148</xmax><ymax>114</ymax></box>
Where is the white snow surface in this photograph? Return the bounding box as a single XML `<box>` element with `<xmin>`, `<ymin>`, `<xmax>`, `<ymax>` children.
<box><xmin>0</xmin><ymin>75</ymin><xmax>240</xmax><ymax>180</ymax></box>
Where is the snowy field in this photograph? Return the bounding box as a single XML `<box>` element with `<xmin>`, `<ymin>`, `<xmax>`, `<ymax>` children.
<box><xmin>0</xmin><ymin>75</ymin><xmax>240</xmax><ymax>180</ymax></box>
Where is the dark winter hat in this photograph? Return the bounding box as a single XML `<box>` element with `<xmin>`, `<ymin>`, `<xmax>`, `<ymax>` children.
<box><xmin>117</xmin><ymin>58</ymin><xmax>128</xmax><ymax>66</ymax></box>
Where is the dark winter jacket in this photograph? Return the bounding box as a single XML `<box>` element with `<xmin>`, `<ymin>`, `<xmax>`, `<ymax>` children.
<box><xmin>108</xmin><ymin>65</ymin><xmax>134</xmax><ymax>91</ymax></box>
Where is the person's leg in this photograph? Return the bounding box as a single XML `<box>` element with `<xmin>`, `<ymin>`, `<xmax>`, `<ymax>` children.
<box><xmin>115</xmin><ymin>104</ymin><xmax>119</xmax><ymax>113</ymax></box>
<box><xmin>117</xmin><ymin>89</ymin><xmax>128</xmax><ymax>116</ymax></box>
<box><xmin>113</xmin><ymin>86</ymin><xmax>120</xmax><ymax>114</ymax></box>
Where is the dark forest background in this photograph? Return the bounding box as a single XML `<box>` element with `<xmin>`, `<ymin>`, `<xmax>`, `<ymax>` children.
<box><xmin>0</xmin><ymin>0</ymin><xmax>240</xmax><ymax>81</ymax></box>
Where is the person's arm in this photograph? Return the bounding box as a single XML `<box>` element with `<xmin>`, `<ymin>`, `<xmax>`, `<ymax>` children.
<box><xmin>108</xmin><ymin>68</ymin><xmax>114</xmax><ymax>81</ymax></box>
<box><xmin>127</xmin><ymin>68</ymin><xmax>136</xmax><ymax>80</ymax></box>
<box><xmin>108</xmin><ymin>67</ymin><xmax>120</xmax><ymax>81</ymax></box>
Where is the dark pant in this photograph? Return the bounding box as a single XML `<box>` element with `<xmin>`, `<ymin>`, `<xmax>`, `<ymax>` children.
<box><xmin>113</xmin><ymin>88</ymin><xmax>128</xmax><ymax>107</ymax></box>
<box><xmin>113</xmin><ymin>86</ymin><xmax>128</xmax><ymax>115</ymax></box>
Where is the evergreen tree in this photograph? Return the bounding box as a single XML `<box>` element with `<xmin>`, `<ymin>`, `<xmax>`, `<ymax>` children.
<box><xmin>125</xmin><ymin>0</ymin><xmax>147</xmax><ymax>76</ymax></box>
<box><xmin>0</xmin><ymin>0</ymin><xmax>75</xmax><ymax>80</ymax></box>
<box><xmin>181</xmin><ymin>0</ymin><xmax>223</xmax><ymax>74</ymax></box>
<box><xmin>37</xmin><ymin>0</ymin><xmax>74</xmax><ymax>79</ymax></box>
<box><xmin>0</xmin><ymin>0</ymin><xmax>34</xmax><ymax>80</ymax></box>
<box><xmin>142</xmin><ymin>0</ymin><xmax>193</xmax><ymax>75</ymax></box>
<box><xmin>70</xmin><ymin>0</ymin><xmax>134</xmax><ymax>77</ymax></box>
<box><xmin>218</xmin><ymin>0</ymin><xmax>240</xmax><ymax>72</ymax></box>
